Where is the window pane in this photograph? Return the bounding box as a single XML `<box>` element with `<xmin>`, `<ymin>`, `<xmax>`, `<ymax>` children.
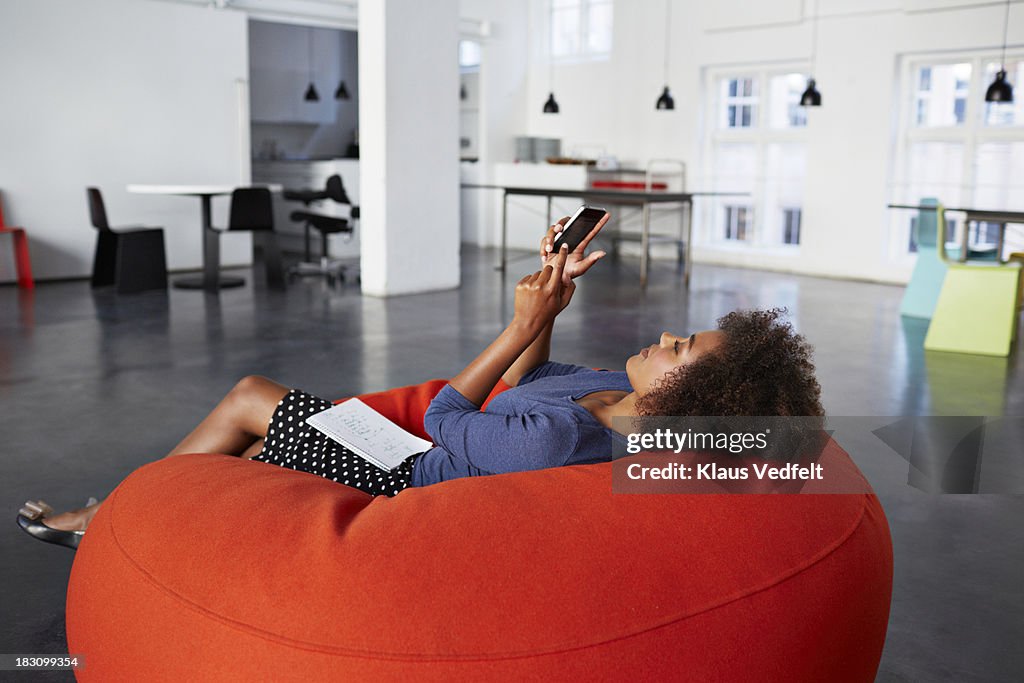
<box><xmin>459</xmin><ymin>40</ymin><xmax>481</xmax><ymax>69</ymax></box>
<box><xmin>768</xmin><ymin>73</ymin><xmax>808</xmax><ymax>128</ymax></box>
<box><xmin>719</xmin><ymin>77</ymin><xmax>758</xmax><ymax>128</ymax></box>
<box><xmin>897</xmin><ymin>143</ymin><xmax>964</xmax><ymax>254</ymax></box>
<box><xmin>983</xmin><ymin>60</ymin><xmax>1024</xmax><ymax>126</ymax></box>
<box><xmin>712</xmin><ymin>143</ymin><xmax>756</xmax><ymax>241</ymax></box>
<box><xmin>586</xmin><ymin>1</ymin><xmax>613</xmax><ymax>54</ymax></box>
<box><xmin>762</xmin><ymin>144</ymin><xmax>807</xmax><ymax>245</ymax></box>
<box><xmin>974</xmin><ymin>142</ymin><xmax>1024</xmax><ymax>215</ymax></box>
<box><xmin>551</xmin><ymin>7</ymin><xmax>580</xmax><ymax>58</ymax></box>
<box><xmin>912</xmin><ymin>62</ymin><xmax>971</xmax><ymax>127</ymax></box>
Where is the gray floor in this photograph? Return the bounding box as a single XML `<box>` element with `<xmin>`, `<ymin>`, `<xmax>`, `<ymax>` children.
<box><xmin>2</xmin><ymin>246</ymin><xmax>1022</xmax><ymax>681</ymax></box>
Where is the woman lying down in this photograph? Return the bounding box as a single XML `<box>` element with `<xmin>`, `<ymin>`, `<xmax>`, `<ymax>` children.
<box><xmin>18</xmin><ymin>213</ymin><xmax>823</xmax><ymax>549</ymax></box>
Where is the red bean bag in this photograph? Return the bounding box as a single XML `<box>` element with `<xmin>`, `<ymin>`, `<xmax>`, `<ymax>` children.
<box><xmin>66</xmin><ymin>380</ymin><xmax>892</xmax><ymax>681</ymax></box>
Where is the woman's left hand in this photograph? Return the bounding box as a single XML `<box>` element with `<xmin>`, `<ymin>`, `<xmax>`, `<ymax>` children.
<box><xmin>540</xmin><ymin>216</ymin><xmax>608</xmax><ymax>284</ymax></box>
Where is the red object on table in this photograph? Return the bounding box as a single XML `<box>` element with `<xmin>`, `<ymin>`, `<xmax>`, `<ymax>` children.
<box><xmin>591</xmin><ymin>180</ymin><xmax>669</xmax><ymax>190</ymax></box>
<box><xmin>0</xmin><ymin>192</ymin><xmax>34</xmax><ymax>289</ymax></box>
<box><xmin>67</xmin><ymin>379</ymin><xmax>892</xmax><ymax>681</ymax></box>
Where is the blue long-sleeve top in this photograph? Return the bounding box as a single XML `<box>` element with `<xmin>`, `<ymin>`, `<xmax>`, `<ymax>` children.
<box><xmin>411</xmin><ymin>361</ymin><xmax>634</xmax><ymax>487</ymax></box>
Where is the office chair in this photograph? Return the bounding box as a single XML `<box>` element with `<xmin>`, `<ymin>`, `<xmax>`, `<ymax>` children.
<box><xmin>87</xmin><ymin>187</ymin><xmax>168</xmax><ymax>294</ymax></box>
<box><xmin>283</xmin><ymin>175</ymin><xmax>359</xmax><ymax>285</ymax></box>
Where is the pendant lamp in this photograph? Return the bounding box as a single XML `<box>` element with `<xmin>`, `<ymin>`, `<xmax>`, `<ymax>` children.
<box><xmin>656</xmin><ymin>0</ymin><xmax>675</xmax><ymax>110</ymax></box>
<box><xmin>304</xmin><ymin>27</ymin><xmax>320</xmax><ymax>102</ymax></box>
<box><xmin>334</xmin><ymin>81</ymin><xmax>350</xmax><ymax>100</ymax></box>
<box><xmin>800</xmin><ymin>0</ymin><xmax>822</xmax><ymax>107</ymax></box>
<box><xmin>985</xmin><ymin>0</ymin><xmax>1014</xmax><ymax>103</ymax></box>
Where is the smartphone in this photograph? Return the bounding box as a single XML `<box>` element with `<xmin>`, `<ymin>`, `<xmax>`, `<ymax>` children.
<box><xmin>552</xmin><ymin>206</ymin><xmax>608</xmax><ymax>253</ymax></box>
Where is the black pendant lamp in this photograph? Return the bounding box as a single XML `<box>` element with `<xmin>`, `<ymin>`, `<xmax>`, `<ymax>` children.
<box><xmin>334</xmin><ymin>80</ymin><xmax>350</xmax><ymax>100</ymax></box>
<box><xmin>543</xmin><ymin>49</ymin><xmax>559</xmax><ymax>113</ymax></box>
<box><xmin>985</xmin><ymin>0</ymin><xmax>1014</xmax><ymax>103</ymax></box>
<box><xmin>304</xmin><ymin>27</ymin><xmax>320</xmax><ymax>102</ymax></box>
<box><xmin>800</xmin><ymin>0</ymin><xmax>822</xmax><ymax>107</ymax></box>
<box><xmin>656</xmin><ymin>0</ymin><xmax>675</xmax><ymax>110</ymax></box>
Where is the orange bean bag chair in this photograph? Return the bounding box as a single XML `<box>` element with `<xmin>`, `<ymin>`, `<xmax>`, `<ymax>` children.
<box><xmin>66</xmin><ymin>380</ymin><xmax>893</xmax><ymax>681</ymax></box>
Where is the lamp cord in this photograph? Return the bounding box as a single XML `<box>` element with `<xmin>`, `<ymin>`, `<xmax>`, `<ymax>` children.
<box><xmin>664</xmin><ymin>0</ymin><xmax>671</xmax><ymax>85</ymax></box>
<box><xmin>309</xmin><ymin>27</ymin><xmax>314</xmax><ymax>81</ymax></box>
<box><xmin>1001</xmin><ymin>0</ymin><xmax>1011</xmax><ymax>69</ymax></box>
<box><xmin>810</xmin><ymin>0</ymin><xmax>819</xmax><ymax>77</ymax></box>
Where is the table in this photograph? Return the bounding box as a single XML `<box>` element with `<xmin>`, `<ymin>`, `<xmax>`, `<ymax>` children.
<box><xmin>462</xmin><ymin>184</ymin><xmax>747</xmax><ymax>287</ymax></box>
<box><xmin>888</xmin><ymin>203</ymin><xmax>1024</xmax><ymax>263</ymax></box>
<box><xmin>127</xmin><ymin>184</ymin><xmax>281</xmax><ymax>292</ymax></box>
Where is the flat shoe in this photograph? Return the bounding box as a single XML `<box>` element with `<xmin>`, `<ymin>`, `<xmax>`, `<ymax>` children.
<box><xmin>17</xmin><ymin>499</ymin><xmax>87</xmax><ymax>550</ymax></box>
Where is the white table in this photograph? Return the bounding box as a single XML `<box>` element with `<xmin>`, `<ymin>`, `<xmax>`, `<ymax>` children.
<box><xmin>127</xmin><ymin>184</ymin><xmax>282</xmax><ymax>292</ymax></box>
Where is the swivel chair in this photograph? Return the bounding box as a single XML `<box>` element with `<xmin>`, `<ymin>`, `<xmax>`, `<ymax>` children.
<box><xmin>283</xmin><ymin>175</ymin><xmax>359</xmax><ymax>285</ymax></box>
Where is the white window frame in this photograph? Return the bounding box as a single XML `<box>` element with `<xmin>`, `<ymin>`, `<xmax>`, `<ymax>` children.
<box><xmin>889</xmin><ymin>50</ymin><xmax>1024</xmax><ymax>264</ymax></box>
<box><xmin>549</xmin><ymin>0</ymin><xmax>613</xmax><ymax>64</ymax></box>
<box><xmin>699</xmin><ymin>65</ymin><xmax>810</xmax><ymax>252</ymax></box>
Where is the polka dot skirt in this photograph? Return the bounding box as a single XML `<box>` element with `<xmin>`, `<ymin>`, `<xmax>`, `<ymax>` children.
<box><xmin>252</xmin><ymin>390</ymin><xmax>418</xmax><ymax>497</ymax></box>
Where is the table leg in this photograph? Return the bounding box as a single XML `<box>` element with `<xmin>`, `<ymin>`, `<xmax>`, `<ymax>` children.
<box><xmin>499</xmin><ymin>191</ymin><xmax>508</xmax><ymax>271</ymax></box>
<box><xmin>961</xmin><ymin>217</ymin><xmax>970</xmax><ymax>263</ymax></box>
<box><xmin>202</xmin><ymin>195</ymin><xmax>219</xmax><ymax>292</ymax></box>
<box><xmin>683</xmin><ymin>199</ymin><xmax>692</xmax><ymax>287</ymax></box>
<box><xmin>546</xmin><ymin>196</ymin><xmax>552</xmax><ymax>227</ymax></box>
<box><xmin>996</xmin><ymin>221</ymin><xmax>1006</xmax><ymax>263</ymax></box>
<box><xmin>640</xmin><ymin>202</ymin><xmax>650</xmax><ymax>288</ymax></box>
<box><xmin>173</xmin><ymin>194</ymin><xmax>244</xmax><ymax>292</ymax></box>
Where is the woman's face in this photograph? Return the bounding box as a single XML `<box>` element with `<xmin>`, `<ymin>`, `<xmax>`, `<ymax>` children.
<box><xmin>626</xmin><ymin>330</ymin><xmax>725</xmax><ymax>394</ymax></box>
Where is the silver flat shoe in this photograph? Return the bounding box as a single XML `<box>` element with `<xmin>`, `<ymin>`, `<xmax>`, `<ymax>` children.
<box><xmin>17</xmin><ymin>499</ymin><xmax>88</xmax><ymax>550</ymax></box>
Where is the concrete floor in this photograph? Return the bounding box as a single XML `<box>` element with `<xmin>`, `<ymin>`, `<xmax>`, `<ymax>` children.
<box><xmin>2</xmin><ymin>246</ymin><xmax>1022</xmax><ymax>681</ymax></box>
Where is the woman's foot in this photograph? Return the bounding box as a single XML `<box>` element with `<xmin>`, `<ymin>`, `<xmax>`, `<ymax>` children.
<box><xmin>17</xmin><ymin>498</ymin><xmax>101</xmax><ymax>550</ymax></box>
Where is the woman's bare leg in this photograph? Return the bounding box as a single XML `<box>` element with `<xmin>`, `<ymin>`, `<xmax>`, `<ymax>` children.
<box><xmin>35</xmin><ymin>376</ymin><xmax>289</xmax><ymax>532</ymax></box>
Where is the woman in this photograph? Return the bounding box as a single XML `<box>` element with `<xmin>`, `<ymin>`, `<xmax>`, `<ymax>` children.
<box><xmin>18</xmin><ymin>216</ymin><xmax>823</xmax><ymax>549</ymax></box>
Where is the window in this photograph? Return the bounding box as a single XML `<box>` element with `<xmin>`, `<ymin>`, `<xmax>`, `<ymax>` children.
<box><xmin>892</xmin><ymin>54</ymin><xmax>1024</xmax><ymax>260</ymax></box>
<box><xmin>912</xmin><ymin>62</ymin><xmax>971</xmax><ymax>127</ymax></box>
<box><xmin>720</xmin><ymin>78</ymin><xmax>758</xmax><ymax>128</ymax></box>
<box><xmin>550</xmin><ymin>0</ymin><xmax>613</xmax><ymax>61</ymax></box>
<box><xmin>724</xmin><ymin>206</ymin><xmax>751</xmax><ymax>241</ymax></box>
<box><xmin>703</xmin><ymin>69</ymin><xmax>809</xmax><ymax>249</ymax></box>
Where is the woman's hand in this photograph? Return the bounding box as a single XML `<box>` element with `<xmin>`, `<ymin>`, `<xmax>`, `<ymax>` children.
<box><xmin>514</xmin><ymin>245</ymin><xmax>575</xmax><ymax>333</ymax></box>
<box><xmin>539</xmin><ymin>213</ymin><xmax>609</xmax><ymax>284</ymax></box>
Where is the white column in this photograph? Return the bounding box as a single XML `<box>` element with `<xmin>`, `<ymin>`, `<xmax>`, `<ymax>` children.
<box><xmin>358</xmin><ymin>0</ymin><xmax>461</xmax><ymax>296</ymax></box>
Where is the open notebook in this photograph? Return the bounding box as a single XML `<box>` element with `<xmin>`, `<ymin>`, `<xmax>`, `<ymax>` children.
<box><xmin>305</xmin><ymin>399</ymin><xmax>434</xmax><ymax>471</ymax></box>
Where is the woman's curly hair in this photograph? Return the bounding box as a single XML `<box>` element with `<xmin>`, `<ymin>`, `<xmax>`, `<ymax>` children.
<box><xmin>635</xmin><ymin>308</ymin><xmax>824</xmax><ymax>459</ymax></box>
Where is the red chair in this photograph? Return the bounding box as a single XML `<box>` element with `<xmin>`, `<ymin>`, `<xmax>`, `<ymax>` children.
<box><xmin>0</xmin><ymin>191</ymin><xmax>34</xmax><ymax>289</ymax></box>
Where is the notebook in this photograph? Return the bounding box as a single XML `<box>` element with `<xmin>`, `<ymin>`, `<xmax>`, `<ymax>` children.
<box><xmin>305</xmin><ymin>398</ymin><xmax>434</xmax><ymax>471</ymax></box>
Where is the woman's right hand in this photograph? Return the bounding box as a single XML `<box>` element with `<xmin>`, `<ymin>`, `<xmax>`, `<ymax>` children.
<box><xmin>514</xmin><ymin>245</ymin><xmax>575</xmax><ymax>333</ymax></box>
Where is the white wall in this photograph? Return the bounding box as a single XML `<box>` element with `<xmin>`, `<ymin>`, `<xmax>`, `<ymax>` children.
<box><xmin>517</xmin><ymin>0</ymin><xmax>1024</xmax><ymax>284</ymax></box>
<box><xmin>0</xmin><ymin>0</ymin><xmax>250</xmax><ymax>282</ymax></box>
<box><xmin>459</xmin><ymin>0</ymin><xmax>531</xmax><ymax>245</ymax></box>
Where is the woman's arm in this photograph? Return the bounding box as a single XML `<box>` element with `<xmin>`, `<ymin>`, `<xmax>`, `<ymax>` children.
<box><xmin>500</xmin><ymin>218</ymin><xmax>609</xmax><ymax>387</ymax></box>
<box><xmin>449</xmin><ymin>247</ymin><xmax>572</xmax><ymax>407</ymax></box>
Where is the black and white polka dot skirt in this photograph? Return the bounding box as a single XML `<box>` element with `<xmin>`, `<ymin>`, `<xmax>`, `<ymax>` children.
<box><xmin>251</xmin><ymin>389</ymin><xmax>418</xmax><ymax>497</ymax></box>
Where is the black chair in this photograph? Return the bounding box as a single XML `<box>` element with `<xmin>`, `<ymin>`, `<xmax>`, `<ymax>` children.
<box><xmin>283</xmin><ymin>175</ymin><xmax>359</xmax><ymax>284</ymax></box>
<box><xmin>87</xmin><ymin>187</ymin><xmax>168</xmax><ymax>294</ymax></box>
<box><xmin>214</xmin><ymin>188</ymin><xmax>285</xmax><ymax>290</ymax></box>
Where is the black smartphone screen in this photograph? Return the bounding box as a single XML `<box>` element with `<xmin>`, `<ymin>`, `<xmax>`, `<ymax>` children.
<box><xmin>552</xmin><ymin>206</ymin><xmax>607</xmax><ymax>252</ymax></box>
